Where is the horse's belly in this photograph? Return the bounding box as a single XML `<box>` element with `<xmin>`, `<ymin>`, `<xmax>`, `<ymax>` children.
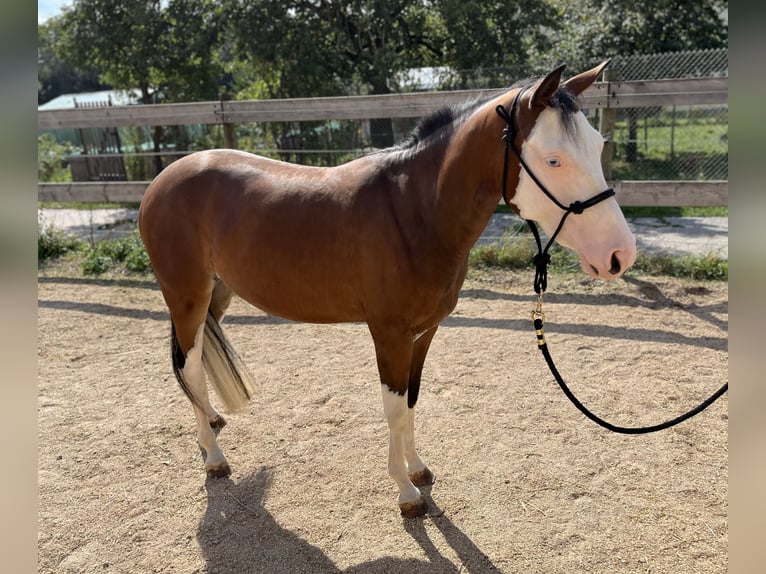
<box><xmin>217</xmin><ymin>263</ymin><xmax>365</xmax><ymax>324</ymax></box>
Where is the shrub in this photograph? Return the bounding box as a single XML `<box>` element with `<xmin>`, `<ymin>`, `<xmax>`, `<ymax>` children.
<box><xmin>81</xmin><ymin>231</ymin><xmax>152</xmax><ymax>275</ymax></box>
<box><xmin>38</xmin><ymin>134</ymin><xmax>79</xmax><ymax>183</ymax></box>
<box><xmin>38</xmin><ymin>220</ymin><xmax>82</xmax><ymax>262</ymax></box>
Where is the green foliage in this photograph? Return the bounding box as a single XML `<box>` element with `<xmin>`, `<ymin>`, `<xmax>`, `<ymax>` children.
<box><xmin>58</xmin><ymin>0</ymin><xmax>227</xmax><ymax>103</ymax></box>
<box><xmin>549</xmin><ymin>0</ymin><xmax>727</xmax><ymax>70</ymax></box>
<box><xmin>38</xmin><ymin>17</ymin><xmax>107</xmax><ymax>105</ymax></box>
<box><xmin>81</xmin><ymin>231</ymin><xmax>152</xmax><ymax>275</ymax></box>
<box><xmin>620</xmin><ymin>206</ymin><xmax>727</xmax><ymax>218</ymax></box>
<box><xmin>469</xmin><ymin>235</ymin><xmax>538</xmax><ymax>269</ymax></box>
<box><xmin>38</xmin><ymin>220</ymin><xmax>82</xmax><ymax>262</ymax></box>
<box><xmin>469</xmin><ymin>235</ymin><xmax>727</xmax><ymax>281</ymax></box>
<box><xmin>37</xmin><ymin>134</ymin><xmax>78</xmax><ymax>183</ymax></box>
<box><xmin>631</xmin><ymin>251</ymin><xmax>728</xmax><ymax>281</ymax></box>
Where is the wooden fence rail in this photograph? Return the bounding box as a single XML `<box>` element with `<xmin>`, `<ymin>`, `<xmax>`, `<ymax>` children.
<box><xmin>38</xmin><ymin>77</ymin><xmax>728</xmax><ymax>206</ymax></box>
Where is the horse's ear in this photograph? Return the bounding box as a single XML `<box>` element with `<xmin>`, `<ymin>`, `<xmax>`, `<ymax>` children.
<box><xmin>562</xmin><ymin>59</ymin><xmax>611</xmax><ymax>95</ymax></box>
<box><xmin>529</xmin><ymin>64</ymin><xmax>567</xmax><ymax>109</ymax></box>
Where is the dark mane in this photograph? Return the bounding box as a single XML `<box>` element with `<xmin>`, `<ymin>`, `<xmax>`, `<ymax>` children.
<box><xmin>375</xmin><ymin>76</ymin><xmax>582</xmax><ymax>156</ymax></box>
<box><xmin>394</xmin><ymin>96</ymin><xmax>493</xmax><ymax>151</ymax></box>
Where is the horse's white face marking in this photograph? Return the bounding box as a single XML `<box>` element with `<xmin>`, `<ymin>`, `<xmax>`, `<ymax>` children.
<box><xmin>514</xmin><ymin>107</ymin><xmax>636</xmax><ymax>278</ymax></box>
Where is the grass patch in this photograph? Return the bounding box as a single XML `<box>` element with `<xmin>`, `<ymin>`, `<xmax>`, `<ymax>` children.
<box><xmin>495</xmin><ymin>204</ymin><xmax>727</xmax><ymax>218</ymax></box>
<box><xmin>39</xmin><ymin>201</ymin><xmax>142</xmax><ymax>210</ymax></box>
<box><xmin>39</xmin><ymin>220</ymin><xmax>151</xmax><ymax>275</ymax></box>
<box><xmin>630</xmin><ymin>251</ymin><xmax>728</xmax><ymax>281</ymax></box>
<box><xmin>469</xmin><ymin>235</ymin><xmax>727</xmax><ymax>281</ymax></box>
<box><xmin>40</xmin><ymin>219</ymin><xmax>727</xmax><ymax>281</ymax></box>
<box><xmin>621</xmin><ymin>206</ymin><xmax>727</xmax><ymax>218</ymax></box>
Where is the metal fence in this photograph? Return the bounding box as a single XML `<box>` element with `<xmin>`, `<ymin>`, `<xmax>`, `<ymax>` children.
<box><xmin>595</xmin><ymin>49</ymin><xmax>728</xmax><ymax>181</ymax></box>
<box><xmin>437</xmin><ymin>49</ymin><xmax>729</xmax><ymax>182</ymax></box>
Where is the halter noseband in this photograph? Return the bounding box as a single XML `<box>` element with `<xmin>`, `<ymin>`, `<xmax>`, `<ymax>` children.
<box><xmin>495</xmin><ymin>87</ymin><xmax>615</xmax><ymax>294</ymax></box>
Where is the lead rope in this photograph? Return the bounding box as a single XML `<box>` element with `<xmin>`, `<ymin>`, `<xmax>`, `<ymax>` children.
<box><xmin>496</xmin><ymin>91</ymin><xmax>728</xmax><ymax>434</ymax></box>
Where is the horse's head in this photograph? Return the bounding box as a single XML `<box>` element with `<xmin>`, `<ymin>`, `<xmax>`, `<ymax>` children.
<box><xmin>506</xmin><ymin>62</ymin><xmax>636</xmax><ymax>279</ymax></box>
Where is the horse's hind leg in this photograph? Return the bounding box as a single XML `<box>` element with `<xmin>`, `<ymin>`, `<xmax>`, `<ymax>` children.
<box><xmin>170</xmin><ymin>295</ymin><xmax>232</xmax><ymax>478</ymax></box>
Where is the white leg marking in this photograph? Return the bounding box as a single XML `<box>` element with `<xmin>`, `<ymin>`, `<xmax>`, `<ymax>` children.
<box><xmin>403</xmin><ymin>407</ymin><xmax>427</xmax><ymax>475</ymax></box>
<box><xmin>381</xmin><ymin>385</ymin><xmax>422</xmax><ymax>505</ymax></box>
<box><xmin>184</xmin><ymin>323</ymin><xmax>227</xmax><ymax>470</ymax></box>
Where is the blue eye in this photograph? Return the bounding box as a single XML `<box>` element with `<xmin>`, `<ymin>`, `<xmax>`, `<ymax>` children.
<box><xmin>546</xmin><ymin>158</ymin><xmax>561</xmax><ymax>167</ymax></box>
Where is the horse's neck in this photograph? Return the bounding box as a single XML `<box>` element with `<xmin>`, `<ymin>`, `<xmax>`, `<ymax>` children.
<box><xmin>433</xmin><ymin>106</ymin><xmax>505</xmax><ymax>255</ymax></box>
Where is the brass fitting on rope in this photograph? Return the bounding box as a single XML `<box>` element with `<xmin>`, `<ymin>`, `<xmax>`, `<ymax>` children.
<box><xmin>531</xmin><ymin>293</ymin><xmax>546</xmax><ymax>347</ymax></box>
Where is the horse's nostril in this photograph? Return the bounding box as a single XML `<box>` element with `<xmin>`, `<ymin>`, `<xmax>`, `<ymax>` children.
<box><xmin>609</xmin><ymin>252</ymin><xmax>622</xmax><ymax>275</ymax></box>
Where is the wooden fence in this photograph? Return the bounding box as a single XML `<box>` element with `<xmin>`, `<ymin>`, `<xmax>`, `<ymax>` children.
<box><xmin>38</xmin><ymin>77</ymin><xmax>728</xmax><ymax>206</ymax></box>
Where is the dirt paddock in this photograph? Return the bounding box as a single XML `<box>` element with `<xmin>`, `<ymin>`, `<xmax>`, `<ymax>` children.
<box><xmin>38</xmin><ymin>268</ymin><xmax>728</xmax><ymax>573</ymax></box>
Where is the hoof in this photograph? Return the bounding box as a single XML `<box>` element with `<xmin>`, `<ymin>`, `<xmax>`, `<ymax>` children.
<box><xmin>409</xmin><ymin>467</ymin><xmax>435</xmax><ymax>487</ymax></box>
<box><xmin>210</xmin><ymin>415</ymin><xmax>227</xmax><ymax>434</ymax></box>
<box><xmin>399</xmin><ymin>497</ymin><xmax>429</xmax><ymax>518</ymax></box>
<box><xmin>206</xmin><ymin>461</ymin><xmax>232</xmax><ymax>479</ymax></box>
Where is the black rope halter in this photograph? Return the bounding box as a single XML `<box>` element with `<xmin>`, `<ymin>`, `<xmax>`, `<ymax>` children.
<box><xmin>496</xmin><ymin>87</ymin><xmax>728</xmax><ymax>434</ymax></box>
<box><xmin>495</xmin><ymin>87</ymin><xmax>615</xmax><ymax>293</ymax></box>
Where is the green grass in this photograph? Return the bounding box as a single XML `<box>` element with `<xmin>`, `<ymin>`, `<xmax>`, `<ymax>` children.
<box><xmin>469</xmin><ymin>234</ymin><xmax>727</xmax><ymax>281</ymax></box>
<box><xmin>39</xmin><ymin>217</ymin><xmax>727</xmax><ymax>281</ymax></box>
<box><xmin>38</xmin><ymin>224</ymin><xmax>151</xmax><ymax>275</ymax></box>
<box><xmin>495</xmin><ymin>205</ymin><xmax>727</xmax><ymax>218</ymax></box>
<box><xmin>621</xmin><ymin>206</ymin><xmax>727</xmax><ymax>218</ymax></box>
<box><xmin>39</xmin><ymin>201</ymin><xmax>142</xmax><ymax>210</ymax></box>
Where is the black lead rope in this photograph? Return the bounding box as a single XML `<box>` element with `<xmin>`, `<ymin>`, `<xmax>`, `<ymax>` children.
<box><xmin>496</xmin><ymin>89</ymin><xmax>728</xmax><ymax>434</ymax></box>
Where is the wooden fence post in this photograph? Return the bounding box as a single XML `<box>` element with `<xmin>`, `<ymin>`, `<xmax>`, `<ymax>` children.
<box><xmin>220</xmin><ymin>93</ymin><xmax>238</xmax><ymax>149</ymax></box>
<box><xmin>599</xmin><ymin>67</ymin><xmax>616</xmax><ymax>180</ymax></box>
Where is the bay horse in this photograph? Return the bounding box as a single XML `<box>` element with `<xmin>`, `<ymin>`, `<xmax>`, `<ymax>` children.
<box><xmin>139</xmin><ymin>61</ymin><xmax>636</xmax><ymax>517</ymax></box>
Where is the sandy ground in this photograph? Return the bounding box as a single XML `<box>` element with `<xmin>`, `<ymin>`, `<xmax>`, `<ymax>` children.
<box><xmin>38</xmin><ymin>267</ymin><xmax>728</xmax><ymax>573</ymax></box>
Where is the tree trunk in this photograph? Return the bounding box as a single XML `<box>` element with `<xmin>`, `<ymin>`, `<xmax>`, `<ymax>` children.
<box><xmin>369</xmin><ymin>81</ymin><xmax>394</xmax><ymax>149</ymax></box>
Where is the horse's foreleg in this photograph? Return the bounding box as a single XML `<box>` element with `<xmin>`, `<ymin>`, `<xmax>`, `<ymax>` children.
<box><xmin>373</xmin><ymin>329</ymin><xmax>428</xmax><ymax>517</ymax></box>
<box><xmin>404</xmin><ymin>326</ymin><xmax>438</xmax><ymax>487</ymax></box>
<box><xmin>381</xmin><ymin>385</ymin><xmax>427</xmax><ymax>517</ymax></box>
<box><xmin>183</xmin><ymin>322</ymin><xmax>230</xmax><ymax>478</ymax></box>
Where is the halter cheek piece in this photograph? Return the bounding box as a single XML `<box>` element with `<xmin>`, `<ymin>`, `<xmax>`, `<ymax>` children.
<box><xmin>495</xmin><ymin>87</ymin><xmax>615</xmax><ymax>293</ymax></box>
<box><xmin>495</xmin><ymin>87</ymin><xmax>727</xmax><ymax>435</ymax></box>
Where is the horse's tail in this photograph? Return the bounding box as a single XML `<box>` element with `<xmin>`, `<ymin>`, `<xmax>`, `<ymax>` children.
<box><xmin>170</xmin><ymin>309</ymin><xmax>255</xmax><ymax>413</ymax></box>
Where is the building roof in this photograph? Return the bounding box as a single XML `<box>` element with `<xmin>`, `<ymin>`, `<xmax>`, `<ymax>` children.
<box><xmin>38</xmin><ymin>89</ymin><xmax>142</xmax><ymax>110</ymax></box>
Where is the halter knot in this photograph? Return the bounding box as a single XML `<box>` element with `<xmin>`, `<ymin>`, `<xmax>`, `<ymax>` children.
<box><xmin>496</xmin><ymin>105</ymin><xmax>515</xmax><ymax>143</ymax></box>
<box><xmin>569</xmin><ymin>201</ymin><xmax>585</xmax><ymax>215</ymax></box>
<box><xmin>532</xmin><ymin>252</ymin><xmax>550</xmax><ymax>294</ymax></box>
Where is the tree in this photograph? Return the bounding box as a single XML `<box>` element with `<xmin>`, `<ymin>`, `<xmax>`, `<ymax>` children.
<box><xmin>225</xmin><ymin>0</ymin><xmax>562</xmax><ymax>147</ymax></box>
<box><xmin>57</xmin><ymin>0</ymin><xmax>228</xmax><ymax>172</ymax></box>
<box><xmin>547</xmin><ymin>0</ymin><xmax>727</xmax><ymax>163</ymax></box>
<box><xmin>38</xmin><ymin>18</ymin><xmax>107</xmax><ymax>105</ymax></box>
<box><xmin>435</xmin><ymin>0</ymin><xmax>561</xmax><ymax>87</ymax></box>
<box><xmin>225</xmin><ymin>0</ymin><xmax>444</xmax><ymax>148</ymax></box>
<box><xmin>550</xmin><ymin>0</ymin><xmax>728</xmax><ymax>70</ymax></box>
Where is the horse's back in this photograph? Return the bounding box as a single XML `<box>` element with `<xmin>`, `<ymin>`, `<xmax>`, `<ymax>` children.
<box><xmin>139</xmin><ymin>150</ymin><xmax>371</xmax><ymax>322</ymax></box>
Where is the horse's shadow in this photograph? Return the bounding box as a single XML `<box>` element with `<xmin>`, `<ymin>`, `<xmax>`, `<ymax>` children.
<box><xmin>199</xmin><ymin>467</ymin><xmax>502</xmax><ymax>574</ymax></box>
